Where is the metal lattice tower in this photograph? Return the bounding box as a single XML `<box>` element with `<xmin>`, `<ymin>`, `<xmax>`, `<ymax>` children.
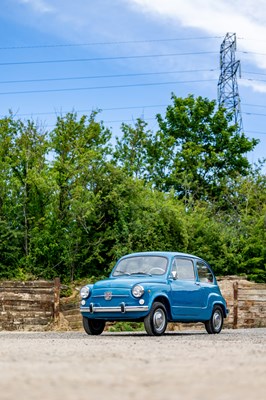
<box><xmin>218</xmin><ymin>33</ymin><xmax>243</xmax><ymax>133</ymax></box>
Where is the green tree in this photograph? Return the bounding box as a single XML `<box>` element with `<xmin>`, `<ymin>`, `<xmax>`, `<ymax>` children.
<box><xmin>154</xmin><ymin>94</ymin><xmax>258</xmax><ymax>202</ymax></box>
<box><xmin>0</xmin><ymin>118</ymin><xmax>22</xmax><ymax>277</ymax></box>
<box><xmin>48</xmin><ymin>112</ymin><xmax>112</xmax><ymax>281</ymax></box>
<box><xmin>113</xmin><ymin>118</ymin><xmax>152</xmax><ymax>179</ymax></box>
<box><xmin>0</xmin><ymin>104</ymin><xmax>264</xmax><ymax>284</ymax></box>
<box><xmin>231</xmin><ymin>167</ymin><xmax>266</xmax><ymax>282</ymax></box>
<box><xmin>84</xmin><ymin>164</ymin><xmax>190</xmax><ymax>275</ymax></box>
<box><xmin>0</xmin><ymin>116</ymin><xmax>50</xmax><ymax>278</ymax></box>
<box><xmin>185</xmin><ymin>165</ymin><xmax>266</xmax><ymax>281</ymax></box>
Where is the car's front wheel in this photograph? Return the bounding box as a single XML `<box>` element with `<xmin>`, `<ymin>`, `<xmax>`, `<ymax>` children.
<box><xmin>82</xmin><ymin>317</ymin><xmax>105</xmax><ymax>335</ymax></box>
<box><xmin>205</xmin><ymin>305</ymin><xmax>224</xmax><ymax>334</ymax></box>
<box><xmin>144</xmin><ymin>302</ymin><xmax>168</xmax><ymax>336</ymax></box>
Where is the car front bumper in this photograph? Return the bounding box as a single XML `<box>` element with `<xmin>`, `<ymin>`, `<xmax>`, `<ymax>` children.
<box><xmin>80</xmin><ymin>302</ymin><xmax>149</xmax><ymax>314</ymax></box>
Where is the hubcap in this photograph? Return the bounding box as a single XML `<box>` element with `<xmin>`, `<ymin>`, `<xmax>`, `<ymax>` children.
<box><xmin>92</xmin><ymin>320</ymin><xmax>102</xmax><ymax>329</ymax></box>
<box><xmin>153</xmin><ymin>308</ymin><xmax>166</xmax><ymax>333</ymax></box>
<box><xmin>213</xmin><ymin>310</ymin><xmax>222</xmax><ymax>331</ymax></box>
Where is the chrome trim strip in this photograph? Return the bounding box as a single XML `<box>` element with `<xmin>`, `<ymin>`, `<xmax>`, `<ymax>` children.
<box><xmin>80</xmin><ymin>305</ymin><xmax>149</xmax><ymax>313</ymax></box>
<box><xmin>123</xmin><ymin>306</ymin><xmax>149</xmax><ymax>312</ymax></box>
<box><xmin>92</xmin><ymin>295</ymin><xmax>129</xmax><ymax>298</ymax></box>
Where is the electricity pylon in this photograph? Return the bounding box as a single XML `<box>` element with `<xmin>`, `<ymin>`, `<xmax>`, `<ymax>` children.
<box><xmin>218</xmin><ymin>33</ymin><xmax>243</xmax><ymax>133</ymax></box>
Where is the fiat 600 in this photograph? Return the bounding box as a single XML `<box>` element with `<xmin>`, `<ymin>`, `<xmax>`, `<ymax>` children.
<box><xmin>80</xmin><ymin>251</ymin><xmax>228</xmax><ymax>336</ymax></box>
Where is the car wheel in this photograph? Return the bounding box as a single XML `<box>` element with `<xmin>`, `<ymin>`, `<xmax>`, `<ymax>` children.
<box><xmin>144</xmin><ymin>302</ymin><xmax>168</xmax><ymax>336</ymax></box>
<box><xmin>82</xmin><ymin>317</ymin><xmax>105</xmax><ymax>335</ymax></box>
<box><xmin>205</xmin><ymin>305</ymin><xmax>224</xmax><ymax>334</ymax></box>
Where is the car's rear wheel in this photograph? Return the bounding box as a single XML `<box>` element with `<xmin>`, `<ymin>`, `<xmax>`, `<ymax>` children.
<box><xmin>205</xmin><ymin>305</ymin><xmax>224</xmax><ymax>334</ymax></box>
<box><xmin>144</xmin><ymin>302</ymin><xmax>168</xmax><ymax>336</ymax></box>
<box><xmin>82</xmin><ymin>317</ymin><xmax>105</xmax><ymax>335</ymax></box>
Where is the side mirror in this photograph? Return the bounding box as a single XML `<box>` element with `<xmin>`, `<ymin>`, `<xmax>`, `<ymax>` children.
<box><xmin>170</xmin><ymin>271</ymin><xmax>177</xmax><ymax>280</ymax></box>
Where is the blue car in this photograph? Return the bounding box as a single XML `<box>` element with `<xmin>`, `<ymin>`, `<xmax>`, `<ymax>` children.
<box><xmin>80</xmin><ymin>251</ymin><xmax>229</xmax><ymax>336</ymax></box>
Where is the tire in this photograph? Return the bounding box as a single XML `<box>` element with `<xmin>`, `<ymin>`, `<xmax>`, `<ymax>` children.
<box><xmin>144</xmin><ymin>302</ymin><xmax>168</xmax><ymax>336</ymax></box>
<box><xmin>82</xmin><ymin>317</ymin><xmax>105</xmax><ymax>335</ymax></box>
<box><xmin>205</xmin><ymin>305</ymin><xmax>224</xmax><ymax>334</ymax></box>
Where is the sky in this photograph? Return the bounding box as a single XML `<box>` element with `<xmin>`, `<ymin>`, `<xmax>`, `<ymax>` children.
<box><xmin>0</xmin><ymin>0</ymin><xmax>265</xmax><ymax>167</ymax></box>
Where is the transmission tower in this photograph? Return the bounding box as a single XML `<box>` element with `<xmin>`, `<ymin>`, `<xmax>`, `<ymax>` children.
<box><xmin>218</xmin><ymin>32</ymin><xmax>243</xmax><ymax>133</ymax></box>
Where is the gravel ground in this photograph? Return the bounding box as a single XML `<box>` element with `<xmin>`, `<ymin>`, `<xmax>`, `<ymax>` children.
<box><xmin>0</xmin><ymin>328</ymin><xmax>265</xmax><ymax>400</ymax></box>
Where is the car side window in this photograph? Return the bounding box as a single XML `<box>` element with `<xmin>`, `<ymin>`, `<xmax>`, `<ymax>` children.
<box><xmin>196</xmin><ymin>261</ymin><xmax>214</xmax><ymax>283</ymax></box>
<box><xmin>173</xmin><ymin>258</ymin><xmax>195</xmax><ymax>281</ymax></box>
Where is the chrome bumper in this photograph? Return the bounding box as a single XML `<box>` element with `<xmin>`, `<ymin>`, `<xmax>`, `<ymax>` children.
<box><xmin>80</xmin><ymin>302</ymin><xmax>149</xmax><ymax>314</ymax></box>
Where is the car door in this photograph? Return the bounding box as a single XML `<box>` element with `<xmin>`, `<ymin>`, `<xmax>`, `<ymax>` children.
<box><xmin>169</xmin><ymin>257</ymin><xmax>203</xmax><ymax>317</ymax></box>
<box><xmin>195</xmin><ymin>260</ymin><xmax>215</xmax><ymax>309</ymax></box>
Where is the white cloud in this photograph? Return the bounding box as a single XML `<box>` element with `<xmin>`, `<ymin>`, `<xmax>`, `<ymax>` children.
<box><xmin>241</xmin><ymin>79</ymin><xmax>266</xmax><ymax>94</ymax></box>
<box><xmin>11</xmin><ymin>1</ymin><xmax>266</xmax><ymax>73</ymax></box>
<box><xmin>128</xmin><ymin>0</ymin><xmax>266</xmax><ymax>68</ymax></box>
<box><xmin>127</xmin><ymin>0</ymin><xmax>266</xmax><ymax>34</ymax></box>
<box><xmin>19</xmin><ymin>0</ymin><xmax>54</xmax><ymax>13</ymax></box>
<box><xmin>14</xmin><ymin>1</ymin><xmax>142</xmax><ymax>43</ymax></box>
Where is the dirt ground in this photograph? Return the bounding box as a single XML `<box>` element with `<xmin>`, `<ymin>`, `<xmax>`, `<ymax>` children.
<box><xmin>0</xmin><ymin>328</ymin><xmax>265</xmax><ymax>400</ymax></box>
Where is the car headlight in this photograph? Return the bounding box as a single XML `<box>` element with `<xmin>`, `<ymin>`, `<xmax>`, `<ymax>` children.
<box><xmin>80</xmin><ymin>286</ymin><xmax>90</xmax><ymax>299</ymax></box>
<box><xmin>132</xmin><ymin>284</ymin><xmax>144</xmax><ymax>298</ymax></box>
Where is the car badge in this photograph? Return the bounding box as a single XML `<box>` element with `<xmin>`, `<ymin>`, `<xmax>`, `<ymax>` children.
<box><xmin>104</xmin><ymin>291</ymin><xmax>112</xmax><ymax>300</ymax></box>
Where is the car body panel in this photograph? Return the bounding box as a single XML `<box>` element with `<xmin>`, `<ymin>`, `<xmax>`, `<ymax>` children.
<box><xmin>80</xmin><ymin>251</ymin><xmax>229</xmax><ymax>326</ymax></box>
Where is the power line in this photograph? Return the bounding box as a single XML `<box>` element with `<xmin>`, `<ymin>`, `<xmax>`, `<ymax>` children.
<box><xmin>237</xmin><ymin>37</ymin><xmax>266</xmax><ymax>43</ymax></box>
<box><xmin>243</xmin><ymin>111</ymin><xmax>266</xmax><ymax>117</ymax></box>
<box><xmin>242</xmin><ymin>103</ymin><xmax>266</xmax><ymax>109</ymax></box>
<box><xmin>0</xmin><ymin>78</ymin><xmax>217</xmax><ymax>95</ymax></box>
<box><xmin>4</xmin><ymin>108</ymin><xmax>266</xmax><ymax>135</ymax></box>
<box><xmin>4</xmin><ymin>102</ymin><xmax>266</xmax><ymax>119</ymax></box>
<box><xmin>1</xmin><ymin>68</ymin><xmax>264</xmax><ymax>86</ymax></box>
<box><xmin>1</xmin><ymin>68</ymin><xmax>265</xmax><ymax>86</ymax></box>
<box><xmin>243</xmin><ymin>78</ymin><xmax>266</xmax><ymax>83</ymax></box>
<box><xmin>0</xmin><ymin>36</ymin><xmax>223</xmax><ymax>50</ymax></box>
<box><xmin>26</xmin><ymin>124</ymin><xmax>266</xmax><ymax>136</ymax></box>
<box><xmin>0</xmin><ymin>36</ymin><xmax>263</xmax><ymax>65</ymax></box>
<box><xmin>242</xmin><ymin>70</ymin><xmax>266</xmax><ymax>76</ymax></box>
<box><xmin>239</xmin><ymin>51</ymin><xmax>266</xmax><ymax>56</ymax></box>
<box><xmin>0</xmin><ymin>51</ymin><xmax>218</xmax><ymax>67</ymax></box>
<box><xmin>1</xmin><ymin>36</ymin><xmax>264</xmax><ymax>52</ymax></box>
<box><xmin>246</xmin><ymin>130</ymin><xmax>266</xmax><ymax>135</ymax></box>
<box><xmin>7</xmin><ymin>104</ymin><xmax>168</xmax><ymax>118</ymax></box>
<box><xmin>0</xmin><ymin>68</ymin><xmax>218</xmax><ymax>85</ymax></box>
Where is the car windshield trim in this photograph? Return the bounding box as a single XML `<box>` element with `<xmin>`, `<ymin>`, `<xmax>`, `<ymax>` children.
<box><xmin>112</xmin><ymin>255</ymin><xmax>168</xmax><ymax>277</ymax></box>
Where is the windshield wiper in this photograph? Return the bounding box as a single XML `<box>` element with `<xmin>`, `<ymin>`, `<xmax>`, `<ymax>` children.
<box><xmin>130</xmin><ymin>272</ymin><xmax>152</xmax><ymax>276</ymax></box>
<box><xmin>114</xmin><ymin>270</ymin><xmax>130</xmax><ymax>276</ymax></box>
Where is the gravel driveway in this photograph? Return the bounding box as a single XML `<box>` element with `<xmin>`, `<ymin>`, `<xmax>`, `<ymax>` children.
<box><xmin>0</xmin><ymin>328</ymin><xmax>265</xmax><ymax>400</ymax></box>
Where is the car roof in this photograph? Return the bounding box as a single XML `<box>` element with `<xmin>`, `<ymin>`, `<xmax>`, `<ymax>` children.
<box><xmin>121</xmin><ymin>251</ymin><xmax>201</xmax><ymax>260</ymax></box>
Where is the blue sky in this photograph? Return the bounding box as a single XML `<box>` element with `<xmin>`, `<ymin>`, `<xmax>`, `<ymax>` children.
<box><xmin>0</xmin><ymin>0</ymin><xmax>265</xmax><ymax>167</ymax></box>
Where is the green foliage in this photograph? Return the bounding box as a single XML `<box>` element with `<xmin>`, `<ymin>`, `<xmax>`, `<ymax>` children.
<box><xmin>0</xmin><ymin>96</ymin><xmax>265</xmax><ymax>283</ymax></box>
<box><xmin>113</xmin><ymin>118</ymin><xmax>152</xmax><ymax>179</ymax></box>
<box><xmin>108</xmin><ymin>322</ymin><xmax>144</xmax><ymax>332</ymax></box>
<box><xmin>154</xmin><ymin>94</ymin><xmax>258</xmax><ymax>201</ymax></box>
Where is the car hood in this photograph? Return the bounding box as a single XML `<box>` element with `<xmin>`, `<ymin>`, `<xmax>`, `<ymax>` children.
<box><xmin>93</xmin><ymin>276</ymin><xmax>164</xmax><ymax>289</ymax></box>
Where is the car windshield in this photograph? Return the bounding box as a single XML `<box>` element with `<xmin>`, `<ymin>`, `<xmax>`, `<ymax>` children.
<box><xmin>112</xmin><ymin>256</ymin><xmax>168</xmax><ymax>276</ymax></box>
